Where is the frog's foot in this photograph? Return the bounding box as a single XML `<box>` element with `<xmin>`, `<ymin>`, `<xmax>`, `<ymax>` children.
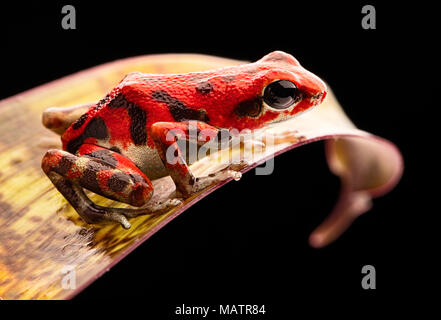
<box><xmin>42</xmin><ymin>145</ymin><xmax>179</xmax><ymax>228</ymax></box>
<box><xmin>192</xmin><ymin>162</ymin><xmax>248</xmax><ymax>193</ymax></box>
<box><xmin>116</xmin><ymin>198</ymin><xmax>183</xmax><ymax>218</ymax></box>
<box><xmin>261</xmin><ymin>129</ymin><xmax>305</xmax><ymax>146</ymax></box>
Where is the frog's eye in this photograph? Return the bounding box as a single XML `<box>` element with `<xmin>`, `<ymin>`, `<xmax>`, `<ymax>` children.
<box><xmin>263</xmin><ymin>80</ymin><xmax>301</xmax><ymax>110</ymax></box>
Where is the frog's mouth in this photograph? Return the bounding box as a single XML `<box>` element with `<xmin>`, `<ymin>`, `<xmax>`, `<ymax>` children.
<box><xmin>284</xmin><ymin>92</ymin><xmax>324</xmax><ymax>119</ymax></box>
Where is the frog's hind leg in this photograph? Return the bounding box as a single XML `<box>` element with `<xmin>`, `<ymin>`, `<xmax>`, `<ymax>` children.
<box><xmin>42</xmin><ymin>144</ymin><xmax>180</xmax><ymax>228</ymax></box>
<box><xmin>42</xmin><ymin>102</ymin><xmax>95</xmax><ymax>135</ymax></box>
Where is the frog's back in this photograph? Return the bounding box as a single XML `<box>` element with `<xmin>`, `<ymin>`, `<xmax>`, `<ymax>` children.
<box><xmin>62</xmin><ymin>74</ymin><xmax>159</xmax><ymax>152</ymax></box>
<box><xmin>61</xmin><ymin>69</ymin><xmax>236</xmax><ymax>154</ymax></box>
<box><xmin>60</xmin><ymin>71</ymin><xmax>219</xmax><ymax>179</ymax></box>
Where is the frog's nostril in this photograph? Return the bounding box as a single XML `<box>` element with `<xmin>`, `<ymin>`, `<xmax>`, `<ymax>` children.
<box><xmin>310</xmin><ymin>92</ymin><xmax>325</xmax><ymax>105</ymax></box>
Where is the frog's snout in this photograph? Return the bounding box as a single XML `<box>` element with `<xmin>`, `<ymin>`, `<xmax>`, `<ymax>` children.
<box><xmin>297</xmin><ymin>69</ymin><xmax>327</xmax><ymax>107</ymax></box>
<box><xmin>310</xmin><ymin>91</ymin><xmax>326</xmax><ymax>106</ymax></box>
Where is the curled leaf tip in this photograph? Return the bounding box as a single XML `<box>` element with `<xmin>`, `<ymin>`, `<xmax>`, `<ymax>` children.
<box><xmin>308</xmin><ymin>191</ymin><xmax>374</xmax><ymax>248</ymax></box>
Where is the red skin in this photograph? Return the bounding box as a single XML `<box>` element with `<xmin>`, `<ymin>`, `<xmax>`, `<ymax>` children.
<box><xmin>42</xmin><ymin>51</ymin><xmax>327</xmax><ymax>228</ymax></box>
<box><xmin>61</xmin><ymin>51</ymin><xmax>326</xmax><ymax>150</ymax></box>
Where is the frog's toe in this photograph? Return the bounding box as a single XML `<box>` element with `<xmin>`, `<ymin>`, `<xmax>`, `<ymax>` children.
<box><xmin>141</xmin><ymin>197</ymin><xmax>183</xmax><ymax>214</ymax></box>
<box><xmin>228</xmin><ymin>170</ymin><xmax>242</xmax><ymax>181</ymax></box>
<box><xmin>102</xmin><ymin>197</ymin><xmax>183</xmax><ymax>220</ymax></box>
<box><xmin>162</xmin><ymin>198</ymin><xmax>184</xmax><ymax>208</ymax></box>
<box><xmin>104</xmin><ymin>212</ymin><xmax>131</xmax><ymax>229</ymax></box>
<box><xmin>217</xmin><ymin>169</ymin><xmax>242</xmax><ymax>181</ymax></box>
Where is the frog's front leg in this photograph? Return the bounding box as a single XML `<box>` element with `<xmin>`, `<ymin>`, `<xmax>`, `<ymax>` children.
<box><xmin>42</xmin><ymin>144</ymin><xmax>180</xmax><ymax>228</ymax></box>
<box><xmin>150</xmin><ymin>121</ymin><xmax>243</xmax><ymax>197</ymax></box>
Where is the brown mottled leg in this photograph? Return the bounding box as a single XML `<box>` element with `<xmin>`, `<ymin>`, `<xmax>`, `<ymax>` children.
<box><xmin>42</xmin><ymin>145</ymin><xmax>181</xmax><ymax>228</ymax></box>
<box><xmin>46</xmin><ymin>171</ymin><xmax>132</xmax><ymax>228</ymax></box>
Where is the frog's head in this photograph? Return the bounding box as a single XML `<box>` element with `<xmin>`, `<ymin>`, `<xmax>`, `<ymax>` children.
<box><xmin>257</xmin><ymin>51</ymin><xmax>327</xmax><ymax>119</ymax></box>
<box><xmin>214</xmin><ymin>51</ymin><xmax>327</xmax><ymax>131</ymax></box>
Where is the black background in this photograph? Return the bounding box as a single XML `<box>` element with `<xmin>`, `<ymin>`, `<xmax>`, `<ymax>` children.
<box><xmin>0</xmin><ymin>0</ymin><xmax>433</xmax><ymax>314</ymax></box>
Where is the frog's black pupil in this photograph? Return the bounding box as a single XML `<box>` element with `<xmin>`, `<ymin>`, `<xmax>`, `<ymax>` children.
<box><xmin>263</xmin><ymin>80</ymin><xmax>300</xmax><ymax>110</ymax></box>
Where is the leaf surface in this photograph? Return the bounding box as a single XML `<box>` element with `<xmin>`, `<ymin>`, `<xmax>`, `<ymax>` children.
<box><xmin>0</xmin><ymin>54</ymin><xmax>403</xmax><ymax>299</ymax></box>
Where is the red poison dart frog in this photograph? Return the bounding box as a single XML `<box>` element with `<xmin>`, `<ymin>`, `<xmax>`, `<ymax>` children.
<box><xmin>41</xmin><ymin>51</ymin><xmax>327</xmax><ymax>228</ymax></box>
